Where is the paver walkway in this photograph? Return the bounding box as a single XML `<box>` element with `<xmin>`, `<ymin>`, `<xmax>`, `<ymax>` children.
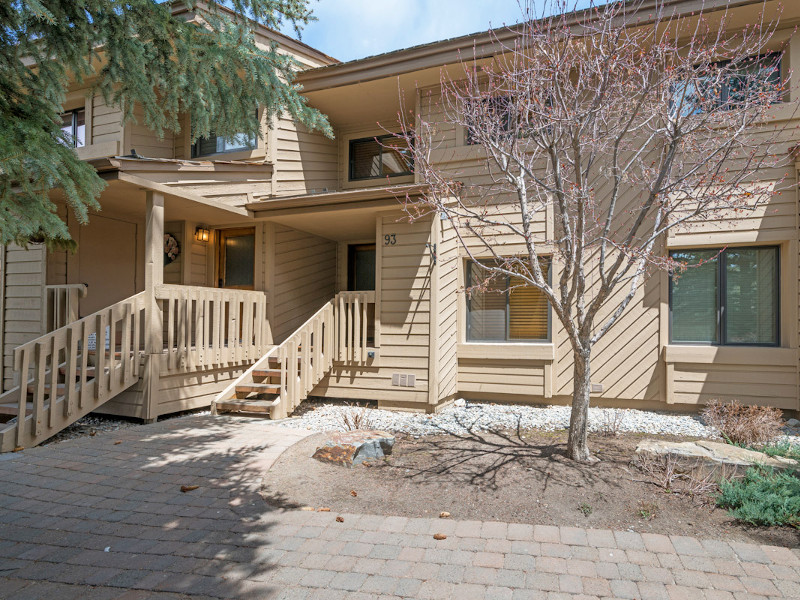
<box><xmin>0</xmin><ymin>416</ymin><xmax>798</xmax><ymax>600</ymax></box>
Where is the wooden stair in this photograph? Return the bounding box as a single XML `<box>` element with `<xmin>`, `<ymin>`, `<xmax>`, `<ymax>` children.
<box><xmin>0</xmin><ymin>292</ymin><xmax>146</xmax><ymax>452</ymax></box>
<box><xmin>216</xmin><ymin>357</ymin><xmax>284</xmax><ymax>416</ymax></box>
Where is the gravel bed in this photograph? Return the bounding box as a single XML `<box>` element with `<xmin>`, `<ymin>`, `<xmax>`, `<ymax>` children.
<box><xmin>41</xmin><ymin>408</ymin><xmax>211</xmax><ymax>445</ymax></box>
<box><xmin>277</xmin><ymin>399</ymin><xmax>800</xmax><ymax>443</ymax></box>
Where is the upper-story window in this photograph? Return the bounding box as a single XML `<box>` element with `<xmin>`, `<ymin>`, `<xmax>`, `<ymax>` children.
<box><xmin>670</xmin><ymin>246</ymin><xmax>779</xmax><ymax>346</ymax></box>
<box><xmin>466</xmin><ymin>96</ymin><xmax>514</xmax><ymax>145</ymax></box>
<box><xmin>348</xmin><ymin>134</ymin><xmax>413</xmax><ymax>181</ymax></box>
<box><xmin>60</xmin><ymin>109</ymin><xmax>86</xmax><ymax>148</ymax></box>
<box><xmin>191</xmin><ymin>132</ymin><xmax>256</xmax><ymax>158</ymax></box>
<box><xmin>672</xmin><ymin>54</ymin><xmax>783</xmax><ymax>115</ymax></box>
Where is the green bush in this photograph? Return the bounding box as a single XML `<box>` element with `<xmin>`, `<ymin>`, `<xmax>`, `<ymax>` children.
<box><xmin>761</xmin><ymin>441</ymin><xmax>800</xmax><ymax>462</ymax></box>
<box><xmin>717</xmin><ymin>468</ymin><xmax>800</xmax><ymax>528</ymax></box>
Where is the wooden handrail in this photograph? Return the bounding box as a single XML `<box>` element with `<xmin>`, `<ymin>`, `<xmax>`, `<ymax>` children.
<box><xmin>2</xmin><ymin>292</ymin><xmax>146</xmax><ymax>450</ymax></box>
<box><xmin>214</xmin><ymin>291</ymin><xmax>376</xmax><ymax>420</ymax></box>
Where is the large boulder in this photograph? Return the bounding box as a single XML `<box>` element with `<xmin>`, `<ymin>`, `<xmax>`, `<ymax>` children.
<box><xmin>635</xmin><ymin>439</ymin><xmax>799</xmax><ymax>476</ymax></box>
<box><xmin>312</xmin><ymin>430</ymin><xmax>395</xmax><ymax>467</ymax></box>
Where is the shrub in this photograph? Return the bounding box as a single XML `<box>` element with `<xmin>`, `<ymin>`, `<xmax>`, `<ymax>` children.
<box><xmin>761</xmin><ymin>441</ymin><xmax>800</xmax><ymax>462</ymax></box>
<box><xmin>717</xmin><ymin>467</ymin><xmax>800</xmax><ymax>528</ymax></box>
<box><xmin>701</xmin><ymin>400</ymin><xmax>783</xmax><ymax>446</ymax></box>
<box><xmin>338</xmin><ymin>403</ymin><xmax>376</xmax><ymax>431</ymax></box>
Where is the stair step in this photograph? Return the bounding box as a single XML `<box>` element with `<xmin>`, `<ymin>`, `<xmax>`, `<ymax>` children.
<box><xmin>215</xmin><ymin>398</ymin><xmax>280</xmax><ymax>414</ymax></box>
<box><xmin>0</xmin><ymin>402</ymin><xmax>32</xmax><ymax>417</ymax></box>
<box><xmin>252</xmin><ymin>368</ymin><xmax>282</xmax><ymax>379</ymax></box>
<box><xmin>58</xmin><ymin>366</ymin><xmax>97</xmax><ymax>378</ymax></box>
<box><xmin>235</xmin><ymin>383</ymin><xmax>280</xmax><ymax>395</ymax></box>
<box><xmin>27</xmin><ymin>383</ymin><xmax>65</xmax><ymax>396</ymax></box>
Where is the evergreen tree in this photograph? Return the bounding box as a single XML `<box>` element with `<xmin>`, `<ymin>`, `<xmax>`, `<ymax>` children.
<box><xmin>0</xmin><ymin>0</ymin><xmax>331</xmax><ymax>249</ymax></box>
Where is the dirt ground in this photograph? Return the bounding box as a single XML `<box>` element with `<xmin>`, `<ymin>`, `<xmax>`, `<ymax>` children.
<box><xmin>264</xmin><ymin>429</ymin><xmax>800</xmax><ymax>548</ymax></box>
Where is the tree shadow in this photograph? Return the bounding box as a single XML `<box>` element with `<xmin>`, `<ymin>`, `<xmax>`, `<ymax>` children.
<box><xmin>389</xmin><ymin>411</ymin><xmax>628</xmax><ymax>492</ymax></box>
<box><xmin>0</xmin><ymin>415</ymin><xmax>310</xmax><ymax>598</ymax></box>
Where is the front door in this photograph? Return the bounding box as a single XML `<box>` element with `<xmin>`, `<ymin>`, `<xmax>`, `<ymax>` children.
<box><xmin>347</xmin><ymin>243</ymin><xmax>376</xmax><ymax>291</ymax></box>
<box><xmin>218</xmin><ymin>228</ymin><xmax>255</xmax><ymax>289</ymax></box>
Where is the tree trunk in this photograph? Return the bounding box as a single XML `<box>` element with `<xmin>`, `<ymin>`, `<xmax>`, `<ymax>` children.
<box><xmin>567</xmin><ymin>350</ymin><xmax>592</xmax><ymax>461</ymax></box>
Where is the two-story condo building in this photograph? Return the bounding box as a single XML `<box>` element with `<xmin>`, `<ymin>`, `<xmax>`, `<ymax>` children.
<box><xmin>1</xmin><ymin>0</ymin><xmax>798</xmax><ymax>450</ymax></box>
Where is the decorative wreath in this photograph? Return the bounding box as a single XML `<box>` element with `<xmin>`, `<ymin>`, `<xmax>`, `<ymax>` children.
<box><xmin>164</xmin><ymin>233</ymin><xmax>181</xmax><ymax>265</ymax></box>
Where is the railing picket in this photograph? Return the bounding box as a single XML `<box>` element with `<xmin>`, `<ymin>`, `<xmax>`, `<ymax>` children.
<box><xmin>47</xmin><ymin>336</ymin><xmax>60</xmax><ymax>429</ymax></box>
<box><xmin>79</xmin><ymin>319</ymin><xmax>90</xmax><ymax>408</ymax></box>
<box><xmin>32</xmin><ymin>342</ymin><xmax>46</xmax><ymax>439</ymax></box>
<box><xmin>120</xmin><ymin>304</ymin><xmax>132</xmax><ymax>385</ymax></box>
<box><xmin>95</xmin><ymin>312</ymin><xmax>107</xmax><ymax>401</ymax></box>
<box><xmin>132</xmin><ymin>298</ymin><xmax>142</xmax><ymax>378</ymax></box>
<box><xmin>15</xmin><ymin>347</ymin><xmax>31</xmax><ymax>447</ymax></box>
<box><xmin>65</xmin><ymin>326</ymin><xmax>78</xmax><ymax>418</ymax></box>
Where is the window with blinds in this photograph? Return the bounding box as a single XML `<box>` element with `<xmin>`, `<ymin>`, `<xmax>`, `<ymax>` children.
<box><xmin>349</xmin><ymin>134</ymin><xmax>413</xmax><ymax>180</ymax></box>
<box><xmin>191</xmin><ymin>132</ymin><xmax>256</xmax><ymax>158</ymax></box>
<box><xmin>670</xmin><ymin>246</ymin><xmax>778</xmax><ymax>346</ymax></box>
<box><xmin>466</xmin><ymin>260</ymin><xmax>550</xmax><ymax>342</ymax></box>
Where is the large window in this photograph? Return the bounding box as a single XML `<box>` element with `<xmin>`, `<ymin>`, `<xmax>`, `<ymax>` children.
<box><xmin>670</xmin><ymin>246</ymin><xmax>779</xmax><ymax>346</ymax></box>
<box><xmin>192</xmin><ymin>132</ymin><xmax>256</xmax><ymax>158</ymax></box>
<box><xmin>672</xmin><ymin>54</ymin><xmax>782</xmax><ymax>115</ymax></box>
<box><xmin>348</xmin><ymin>135</ymin><xmax>413</xmax><ymax>180</ymax></box>
<box><xmin>466</xmin><ymin>260</ymin><xmax>550</xmax><ymax>342</ymax></box>
<box><xmin>60</xmin><ymin>109</ymin><xmax>85</xmax><ymax>148</ymax></box>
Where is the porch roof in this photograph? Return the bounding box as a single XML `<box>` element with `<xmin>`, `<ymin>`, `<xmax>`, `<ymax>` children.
<box><xmin>86</xmin><ymin>157</ymin><xmax>253</xmax><ymax>224</ymax></box>
<box><xmin>246</xmin><ymin>184</ymin><xmax>428</xmax><ymax>215</ymax></box>
<box><xmin>246</xmin><ymin>184</ymin><xmax>429</xmax><ymax>241</ymax></box>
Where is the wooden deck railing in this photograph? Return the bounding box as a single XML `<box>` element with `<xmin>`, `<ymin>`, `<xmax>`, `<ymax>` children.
<box><xmin>214</xmin><ymin>290</ymin><xmax>375</xmax><ymax>420</ymax></box>
<box><xmin>45</xmin><ymin>284</ymin><xmax>88</xmax><ymax>332</ymax></box>
<box><xmin>0</xmin><ymin>292</ymin><xmax>146</xmax><ymax>451</ymax></box>
<box><xmin>155</xmin><ymin>284</ymin><xmax>270</xmax><ymax>374</ymax></box>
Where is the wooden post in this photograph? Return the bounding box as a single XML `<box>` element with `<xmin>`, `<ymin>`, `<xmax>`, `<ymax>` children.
<box><xmin>142</xmin><ymin>191</ymin><xmax>164</xmax><ymax>423</ymax></box>
<box><xmin>427</xmin><ymin>217</ymin><xmax>440</xmax><ymax>407</ymax></box>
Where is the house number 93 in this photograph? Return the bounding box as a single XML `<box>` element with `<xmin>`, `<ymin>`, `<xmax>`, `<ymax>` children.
<box><xmin>384</xmin><ymin>234</ymin><xmax>397</xmax><ymax>246</ymax></box>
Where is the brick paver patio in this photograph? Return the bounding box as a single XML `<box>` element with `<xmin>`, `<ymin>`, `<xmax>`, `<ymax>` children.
<box><xmin>0</xmin><ymin>415</ymin><xmax>799</xmax><ymax>599</ymax></box>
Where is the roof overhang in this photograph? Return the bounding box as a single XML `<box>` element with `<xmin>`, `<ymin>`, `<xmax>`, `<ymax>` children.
<box><xmin>247</xmin><ymin>184</ymin><xmax>428</xmax><ymax>217</ymax></box>
<box><xmin>297</xmin><ymin>0</ymin><xmax>771</xmax><ymax>93</ymax></box>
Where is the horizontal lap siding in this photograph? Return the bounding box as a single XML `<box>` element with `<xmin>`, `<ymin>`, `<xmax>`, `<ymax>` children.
<box><xmin>274</xmin><ymin>114</ymin><xmax>338</xmax><ymax>196</ymax></box>
<box><xmin>2</xmin><ymin>245</ymin><xmax>45</xmax><ymax>391</ymax></box>
<box><xmin>92</xmin><ymin>94</ymin><xmax>123</xmax><ymax>146</ymax></box>
<box><xmin>671</xmin><ymin>364</ymin><xmax>797</xmax><ymax>409</ymax></box>
<box><xmin>459</xmin><ymin>359</ymin><xmax>546</xmax><ymax>396</ymax></box>
<box><xmin>314</xmin><ymin>216</ymin><xmax>433</xmax><ymax>405</ymax></box>
<box><xmin>271</xmin><ymin>225</ymin><xmax>337</xmax><ymax>343</ymax></box>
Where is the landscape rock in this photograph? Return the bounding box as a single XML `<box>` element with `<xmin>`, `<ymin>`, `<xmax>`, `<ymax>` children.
<box><xmin>635</xmin><ymin>439</ymin><xmax>799</xmax><ymax>475</ymax></box>
<box><xmin>312</xmin><ymin>430</ymin><xmax>395</xmax><ymax>467</ymax></box>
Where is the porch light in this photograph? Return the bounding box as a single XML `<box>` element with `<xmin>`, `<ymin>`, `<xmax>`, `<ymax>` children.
<box><xmin>195</xmin><ymin>226</ymin><xmax>210</xmax><ymax>243</ymax></box>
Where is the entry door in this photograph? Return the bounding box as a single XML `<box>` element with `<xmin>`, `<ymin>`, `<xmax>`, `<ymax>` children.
<box><xmin>219</xmin><ymin>228</ymin><xmax>255</xmax><ymax>289</ymax></box>
<box><xmin>347</xmin><ymin>244</ymin><xmax>376</xmax><ymax>291</ymax></box>
<box><xmin>78</xmin><ymin>215</ymin><xmax>137</xmax><ymax>316</ymax></box>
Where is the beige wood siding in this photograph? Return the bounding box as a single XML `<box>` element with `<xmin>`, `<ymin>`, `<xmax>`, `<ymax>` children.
<box><xmin>671</xmin><ymin>363</ymin><xmax>796</xmax><ymax>409</ymax></box>
<box><xmin>273</xmin><ymin>114</ymin><xmax>338</xmax><ymax>196</ymax></box>
<box><xmin>313</xmin><ymin>214</ymin><xmax>432</xmax><ymax>406</ymax></box>
<box><xmin>123</xmin><ymin>103</ymin><xmax>175</xmax><ymax>159</ymax></box>
<box><xmin>2</xmin><ymin>244</ymin><xmax>45</xmax><ymax>391</ymax></box>
<box><xmin>459</xmin><ymin>359</ymin><xmax>547</xmax><ymax>397</ymax></box>
<box><xmin>91</xmin><ymin>93</ymin><xmax>123</xmax><ymax>146</ymax></box>
<box><xmin>270</xmin><ymin>224</ymin><xmax>337</xmax><ymax>343</ymax></box>
<box><xmin>435</xmin><ymin>216</ymin><xmax>459</xmax><ymax>401</ymax></box>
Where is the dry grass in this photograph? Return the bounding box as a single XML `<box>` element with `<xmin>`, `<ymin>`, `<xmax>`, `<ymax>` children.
<box><xmin>633</xmin><ymin>453</ymin><xmax>729</xmax><ymax>499</ymax></box>
<box><xmin>598</xmin><ymin>409</ymin><xmax>624</xmax><ymax>437</ymax></box>
<box><xmin>338</xmin><ymin>403</ymin><xmax>376</xmax><ymax>431</ymax></box>
<box><xmin>701</xmin><ymin>400</ymin><xmax>783</xmax><ymax>447</ymax></box>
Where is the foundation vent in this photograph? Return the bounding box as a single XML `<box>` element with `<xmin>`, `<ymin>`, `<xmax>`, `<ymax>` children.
<box><xmin>392</xmin><ymin>373</ymin><xmax>416</xmax><ymax>387</ymax></box>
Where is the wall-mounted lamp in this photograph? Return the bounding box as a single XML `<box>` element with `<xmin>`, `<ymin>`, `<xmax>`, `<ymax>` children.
<box><xmin>195</xmin><ymin>226</ymin><xmax>210</xmax><ymax>243</ymax></box>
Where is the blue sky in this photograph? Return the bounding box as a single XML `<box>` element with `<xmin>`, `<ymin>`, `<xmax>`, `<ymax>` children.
<box><xmin>284</xmin><ymin>1</ymin><xmax>536</xmax><ymax>63</ymax></box>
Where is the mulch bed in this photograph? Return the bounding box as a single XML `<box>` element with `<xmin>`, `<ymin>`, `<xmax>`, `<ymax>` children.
<box><xmin>264</xmin><ymin>429</ymin><xmax>800</xmax><ymax>548</ymax></box>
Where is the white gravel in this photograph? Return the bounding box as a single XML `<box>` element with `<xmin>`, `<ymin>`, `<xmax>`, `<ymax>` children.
<box><xmin>277</xmin><ymin>399</ymin><xmax>800</xmax><ymax>444</ymax></box>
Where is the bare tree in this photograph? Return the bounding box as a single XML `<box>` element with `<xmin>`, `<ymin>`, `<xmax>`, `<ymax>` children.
<box><xmin>399</xmin><ymin>0</ymin><xmax>797</xmax><ymax>461</ymax></box>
